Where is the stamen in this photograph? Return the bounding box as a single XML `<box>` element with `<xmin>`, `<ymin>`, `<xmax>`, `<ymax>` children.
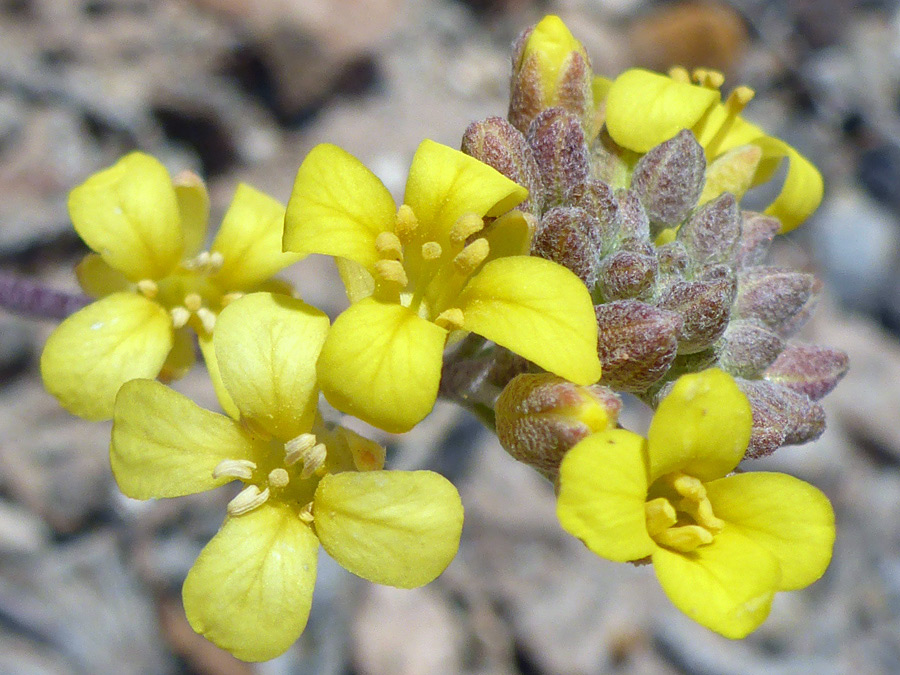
<box><xmin>670</xmin><ymin>473</ymin><xmax>705</xmax><ymax>501</ymax></box>
<box><xmin>668</xmin><ymin>66</ymin><xmax>690</xmax><ymax>83</ymax></box>
<box><xmin>691</xmin><ymin>67</ymin><xmax>724</xmax><ymax>90</ymax></box>
<box><xmin>453</xmin><ymin>238</ymin><xmax>490</xmax><ymax>274</ymax></box>
<box><xmin>212</xmin><ymin>459</ymin><xmax>257</xmax><ymax>480</ymax></box>
<box><xmin>227</xmin><ymin>485</ymin><xmax>270</xmax><ymax>516</ymax></box>
<box><xmin>184</xmin><ymin>293</ymin><xmax>203</xmax><ymax>312</ymax></box>
<box><xmin>267</xmin><ymin>468</ymin><xmax>290</xmax><ymax>489</ymax></box>
<box><xmin>196</xmin><ymin>307</ymin><xmax>217</xmax><ymax>334</ymax></box>
<box><xmin>373</xmin><ymin>259</ymin><xmax>409</xmax><ymax>288</ymax></box>
<box><xmin>679</xmin><ymin>495</ymin><xmax>725</xmax><ymax>533</ymax></box>
<box><xmin>421</xmin><ymin>241</ymin><xmax>443</xmax><ymax>261</ymax></box>
<box><xmin>654</xmin><ymin>524</ymin><xmax>713</xmax><ymax>552</ymax></box>
<box><xmin>434</xmin><ymin>307</ymin><xmax>465</xmax><ymax>331</ymax></box>
<box><xmin>170</xmin><ymin>306</ymin><xmax>191</xmax><ymax>329</ymax></box>
<box><xmin>704</xmin><ymin>85</ymin><xmax>756</xmax><ymax>159</ymax></box>
<box><xmin>298</xmin><ymin>502</ymin><xmax>315</xmax><ymax>524</ymax></box>
<box><xmin>136</xmin><ymin>279</ymin><xmax>158</xmax><ymax>298</ymax></box>
<box><xmin>208</xmin><ymin>251</ymin><xmax>224</xmax><ymax>270</ymax></box>
<box><xmin>301</xmin><ymin>443</ymin><xmax>328</xmax><ymax>479</ymax></box>
<box><xmin>221</xmin><ymin>292</ymin><xmax>243</xmax><ymax>306</ymax></box>
<box><xmin>644</xmin><ymin>497</ymin><xmax>677</xmax><ymax>536</ymax></box>
<box><xmin>284</xmin><ymin>433</ymin><xmax>317</xmax><ymax>466</ymax></box>
<box><xmin>375</xmin><ymin>232</ymin><xmax>404</xmax><ymax>261</ymax></box>
<box><xmin>394</xmin><ymin>205</ymin><xmax>419</xmax><ymax>244</ymax></box>
<box><xmin>449</xmin><ymin>213</ymin><xmax>485</xmax><ymax>247</ymax></box>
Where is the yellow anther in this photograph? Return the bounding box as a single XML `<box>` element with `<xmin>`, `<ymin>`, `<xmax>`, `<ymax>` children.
<box><xmin>725</xmin><ymin>85</ymin><xmax>755</xmax><ymax>114</ymax></box>
<box><xmin>449</xmin><ymin>213</ymin><xmax>485</xmax><ymax>246</ymax></box>
<box><xmin>267</xmin><ymin>468</ymin><xmax>290</xmax><ymax>489</ymax></box>
<box><xmin>375</xmin><ymin>232</ymin><xmax>404</xmax><ymax>261</ymax></box>
<box><xmin>654</xmin><ymin>524</ymin><xmax>714</xmax><ymax>552</ymax></box>
<box><xmin>170</xmin><ymin>306</ymin><xmax>191</xmax><ymax>329</ymax></box>
<box><xmin>373</xmin><ymin>259</ymin><xmax>409</xmax><ymax>288</ymax></box>
<box><xmin>284</xmin><ymin>433</ymin><xmax>317</xmax><ymax>466</ymax></box>
<box><xmin>212</xmin><ymin>459</ymin><xmax>257</xmax><ymax>481</ymax></box>
<box><xmin>184</xmin><ymin>293</ymin><xmax>203</xmax><ymax>312</ymax></box>
<box><xmin>434</xmin><ymin>308</ymin><xmax>465</xmax><ymax>331</ymax></box>
<box><xmin>301</xmin><ymin>443</ymin><xmax>328</xmax><ymax>479</ymax></box>
<box><xmin>421</xmin><ymin>241</ymin><xmax>443</xmax><ymax>261</ymax></box>
<box><xmin>208</xmin><ymin>251</ymin><xmax>225</xmax><ymax>270</ymax></box>
<box><xmin>196</xmin><ymin>307</ymin><xmax>217</xmax><ymax>334</ymax></box>
<box><xmin>221</xmin><ymin>292</ymin><xmax>244</xmax><ymax>306</ymax></box>
<box><xmin>679</xmin><ymin>495</ymin><xmax>725</xmax><ymax>533</ymax></box>
<box><xmin>298</xmin><ymin>502</ymin><xmax>315</xmax><ymax>524</ymax></box>
<box><xmin>453</xmin><ymin>237</ymin><xmax>490</xmax><ymax>274</ymax></box>
<box><xmin>394</xmin><ymin>204</ymin><xmax>419</xmax><ymax>244</ymax></box>
<box><xmin>670</xmin><ymin>473</ymin><xmax>706</xmax><ymax>501</ymax></box>
<box><xmin>136</xmin><ymin>279</ymin><xmax>158</xmax><ymax>298</ymax></box>
<box><xmin>226</xmin><ymin>485</ymin><xmax>270</xmax><ymax>516</ymax></box>
<box><xmin>692</xmin><ymin>68</ymin><xmax>724</xmax><ymax>90</ymax></box>
<box><xmin>668</xmin><ymin>66</ymin><xmax>691</xmax><ymax>83</ymax></box>
<box><xmin>644</xmin><ymin>497</ymin><xmax>677</xmax><ymax>537</ymax></box>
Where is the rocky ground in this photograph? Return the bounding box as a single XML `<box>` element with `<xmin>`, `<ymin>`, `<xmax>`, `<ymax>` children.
<box><xmin>2</xmin><ymin>0</ymin><xmax>900</xmax><ymax>673</ymax></box>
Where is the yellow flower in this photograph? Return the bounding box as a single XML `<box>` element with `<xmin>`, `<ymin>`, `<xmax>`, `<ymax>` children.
<box><xmin>556</xmin><ymin>369</ymin><xmax>834</xmax><ymax>638</ymax></box>
<box><xmin>283</xmin><ymin>139</ymin><xmax>602</xmax><ymax>433</ymax></box>
<box><xmin>40</xmin><ymin>152</ymin><xmax>302</xmax><ymax>420</ymax></box>
<box><xmin>603</xmin><ymin>67</ymin><xmax>824</xmax><ymax>232</ymax></box>
<box><xmin>110</xmin><ymin>292</ymin><xmax>464</xmax><ymax>662</ymax></box>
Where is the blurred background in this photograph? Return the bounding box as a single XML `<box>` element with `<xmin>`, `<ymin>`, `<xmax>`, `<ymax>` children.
<box><xmin>1</xmin><ymin>0</ymin><xmax>899</xmax><ymax>672</ymax></box>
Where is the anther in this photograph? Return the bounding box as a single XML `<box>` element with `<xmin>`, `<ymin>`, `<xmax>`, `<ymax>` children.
<box><xmin>227</xmin><ymin>485</ymin><xmax>270</xmax><ymax>516</ymax></box>
<box><xmin>196</xmin><ymin>307</ymin><xmax>217</xmax><ymax>334</ymax></box>
<box><xmin>453</xmin><ymin>238</ymin><xmax>490</xmax><ymax>274</ymax></box>
<box><xmin>212</xmin><ymin>459</ymin><xmax>257</xmax><ymax>481</ymax></box>
<box><xmin>449</xmin><ymin>213</ymin><xmax>485</xmax><ymax>247</ymax></box>
<box><xmin>644</xmin><ymin>497</ymin><xmax>677</xmax><ymax>536</ymax></box>
<box><xmin>654</xmin><ymin>524</ymin><xmax>714</xmax><ymax>552</ymax></box>
<box><xmin>208</xmin><ymin>251</ymin><xmax>224</xmax><ymax>270</ymax></box>
<box><xmin>221</xmin><ymin>292</ymin><xmax>244</xmax><ymax>306</ymax></box>
<box><xmin>667</xmin><ymin>66</ymin><xmax>690</xmax><ymax>83</ymax></box>
<box><xmin>421</xmin><ymin>241</ymin><xmax>443</xmax><ymax>261</ymax></box>
<box><xmin>170</xmin><ymin>306</ymin><xmax>191</xmax><ymax>329</ymax></box>
<box><xmin>298</xmin><ymin>502</ymin><xmax>315</xmax><ymax>524</ymax></box>
<box><xmin>375</xmin><ymin>232</ymin><xmax>404</xmax><ymax>261</ymax></box>
<box><xmin>136</xmin><ymin>279</ymin><xmax>158</xmax><ymax>298</ymax></box>
<box><xmin>692</xmin><ymin>68</ymin><xmax>724</xmax><ymax>90</ymax></box>
<box><xmin>267</xmin><ymin>468</ymin><xmax>290</xmax><ymax>489</ymax></box>
<box><xmin>394</xmin><ymin>205</ymin><xmax>419</xmax><ymax>244</ymax></box>
<box><xmin>724</xmin><ymin>86</ymin><xmax>755</xmax><ymax>114</ymax></box>
<box><xmin>184</xmin><ymin>293</ymin><xmax>203</xmax><ymax>312</ymax></box>
<box><xmin>374</xmin><ymin>259</ymin><xmax>409</xmax><ymax>288</ymax></box>
<box><xmin>301</xmin><ymin>443</ymin><xmax>328</xmax><ymax>479</ymax></box>
<box><xmin>435</xmin><ymin>308</ymin><xmax>465</xmax><ymax>331</ymax></box>
<box><xmin>284</xmin><ymin>433</ymin><xmax>317</xmax><ymax>466</ymax></box>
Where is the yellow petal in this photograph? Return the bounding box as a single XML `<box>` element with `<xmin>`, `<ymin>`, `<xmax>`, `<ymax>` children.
<box><xmin>754</xmin><ymin>137</ymin><xmax>824</xmax><ymax>232</ymax></box>
<box><xmin>214</xmin><ymin>292</ymin><xmax>329</xmax><ymax>440</ymax></box>
<box><xmin>481</xmin><ymin>210</ymin><xmax>535</xmax><ymax>262</ymax></box>
<box><xmin>158</xmin><ymin>327</ymin><xmax>195</xmax><ymax>381</ymax></box>
<box><xmin>75</xmin><ymin>253</ymin><xmax>131</xmax><ymax>298</ymax></box>
<box><xmin>283</xmin><ymin>143</ymin><xmax>396</xmax><ymax>268</ymax></box>
<box><xmin>706</xmin><ymin>472</ymin><xmax>835</xmax><ymax>591</ymax></box>
<box><xmin>652</xmin><ymin>527</ymin><xmax>779</xmax><ymax>639</ymax></box>
<box><xmin>210</xmin><ymin>183</ymin><xmax>302</xmax><ymax>290</ymax></box>
<box><xmin>403</xmin><ymin>139</ymin><xmax>528</xmax><ymax>245</ymax></box>
<box><xmin>647</xmin><ymin>369</ymin><xmax>751</xmax><ymax>482</ymax></box>
<box><xmin>457</xmin><ymin>256</ymin><xmax>602</xmax><ymax>385</ymax></box>
<box><xmin>316</xmin><ymin>298</ymin><xmax>447</xmax><ymax>433</ymax></box>
<box><xmin>68</xmin><ymin>152</ymin><xmax>183</xmax><ymax>281</ymax></box>
<box><xmin>699</xmin><ymin>144</ymin><xmax>762</xmax><ymax>205</ymax></box>
<box><xmin>110</xmin><ymin>379</ymin><xmax>258</xmax><ymax>499</ymax></box>
<box><xmin>314</xmin><ymin>470</ymin><xmax>463</xmax><ymax>588</ymax></box>
<box><xmin>197</xmin><ymin>329</ymin><xmax>240</xmax><ymax>420</ymax></box>
<box><xmin>40</xmin><ymin>292</ymin><xmax>174</xmax><ymax>420</ymax></box>
<box><xmin>173</xmin><ymin>170</ymin><xmax>210</xmax><ymax>257</ymax></box>
<box><xmin>605</xmin><ymin>69</ymin><xmax>719</xmax><ymax>153</ymax></box>
<box><xmin>183</xmin><ymin>503</ymin><xmax>319</xmax><ymax>662</ymax></box>
<box><xmin>556</xmin><ymin>429</ymin><xmax>655</xmax><ymax>562</ymax></box>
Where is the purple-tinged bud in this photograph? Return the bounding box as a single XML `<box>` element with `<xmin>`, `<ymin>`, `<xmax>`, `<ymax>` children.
<box><xmin>595</xmin><ymin>300</ymin><xmax>682</xmax><ymax>391</ymax></box>
<box><xmin>596</xmin><ymin>248</ymin><xmax>658</xmax><ymax>301</ymax></box>
<box><xmin>532</xmin><ymin>206</ymin><xmax>603</xmax><ymax>287</ymax></box>
<box><xmin>656</xmin><ymin>240</ymin><xmax>689</xmax><ymax>285</ymax></box>
<box><xmin>764</xmin><ymin>342</ymin><xmax>849</xmax><ymax>400</ymax></box>
<box><xmin>734</xmin><ymin>267</ymin><xmax>821</xmax><ymax>337</ymax></box>
<box><xmin>678</xmin><ymin>193</ymin><xmax>741</xmax><ymax>267</ymax></box>
<box><xmin>735</xmin><ymin>212</ymin><xmax>780</xmax><ymax>269</ymax></box>
<box><xmin>462</xmin><ymin>116</ymin><xmax>544</xmax><ymax>215</ymax></box>
<box><xmin>737</xmin><ymin>379</ymin><xmax>826</xmax><ymax>458</ymax></box>
<box><xmin>718</xmin><ymin>320</ymin><xmax>785</xmax><ymax>378</ymax></box>
<box><xmin>570</xmin><ymin>179</ymin><xmax>619</xmax><ymax>252</ymax></box>
<box><xmin>615</xmin><ymin>189</ymin><xmax>651</xmax><ymax>243</ymax></box>
<box><xmin>496</xmin><ymin>373</ymin><xmax>621</xmax><ymax>477</ymax></box>
<box><xmin>657</xmin><ymin>267</ymin><xmax>736</xmax><ymax>353</ymax></box>
<box><xmin>630</xmin><ymin>129</ymin><xmax>706</xmax><ymax>234</ymax></box>
<box><xmin>527</xmin><ymin>108</ymin><xmax>590</xmax><ymax>207</ymax></box>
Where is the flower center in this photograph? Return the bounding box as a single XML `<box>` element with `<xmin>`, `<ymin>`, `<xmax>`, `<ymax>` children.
<box><xmin>644</xmin><ymin>471</ymin><xmax>724</xmax><ymax>553</ymax></box>
<box><xmin>370</xmin><ymin>205</ymin><xmax>491</xmax><ymax>330</ymax></box>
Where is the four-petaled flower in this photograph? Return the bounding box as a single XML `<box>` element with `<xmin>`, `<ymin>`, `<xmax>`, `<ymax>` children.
<box><xmin>110</xmin><ymin>292</ymin><xmax>464</xmax><ymax>661</ymax></box>
<box><xmin>283</xmin><ymin>139</ymin><xmax>602</xmax><ymax>433</ymax></box>
<box><xmin>602</xmin><ymin>67</ymin><xmax>824</xmax><ymax>232</ymax></box>
<box><xmin>556</xmin><ymin>368</ymin><xmax>834</xmax><ymax>638</ymax></box>
<box><xmin>41</xmin><ymin>152</ymin><xmax>302</xmax><ymax>420</ymax></box>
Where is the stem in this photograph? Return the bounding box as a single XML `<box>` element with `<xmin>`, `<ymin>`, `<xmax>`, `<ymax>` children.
<box><xmin>0</xmin><ymin>272</ymin><xmax>90</xmax><ymax>321</ymax></box>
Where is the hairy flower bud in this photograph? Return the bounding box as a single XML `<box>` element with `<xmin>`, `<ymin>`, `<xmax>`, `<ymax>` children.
<box><xmin>462</xmin><ymin>116</ymin><xmax>544</xmax><ymax>215</ymax></box>
<box><xmin>615</xmin><ymin>189</ymin><xmax>651</xmax><ymax>244</ymax></box>
<box><xmin>570</xmin><ymin>179</ymin><xmax>619</xmax><ymax>253</ymax></box>
<box><xmin>595</xmin><ymin>300</ymin><xmax>682</xmax><ymax>391</ymax></box>
<box><xmin>718</xmin><ymin>320</ymin><xmax>785</xmax><ymax>378</ymax></box>
<box><xmin>734</xmin><ymin>267</ymin><xmax>821</xmax><ymax>336</ymax></box>
<box><xmin>656</xmin><ymin>240</ymin><xmax>690</xmax><ymax>285</ymax></box>
<box><xmin>532</xmin><ymin>206</ymin><xmax>603</xmax><ymax>286</ymax></box>
<box><xmin>496</xmin><ymin>373</ymin><xmax>621</xmax><ymax>477</ymax></box>
<box><xmin>630</xmin><ymin>129</ymin><xmax>706</xmax><ymax>233</ymax></box>
<box><xmin>735</xmin><ymin>211</ymin><xmax>780</xmax><ymax>269</ymax></box>
<box><xmin>678</xmin><ymin>192</ymin><xmax>741</xmax><ymax>267</ymax></box>
<box><xmin>527</xmin><ymin>108</ymin><xmax>590</xmax><ymax>207</ymax></box>
<box><xmin>658</xmin><ymin>267</ymin><xmax>736</xmax><ymax>353</ymax></box>
<box><xmin>737</xmin><ymin>379</ymin><xmax>826</xmax><ymax>458</ymax></box>
<box><xmin>595</xmin><ymin>248</ymin><xmax>658</xmax><ymax>301</ymax></box>
<box><xmin>764</xmin><ymin>343</ymin><xmax>849</xmax><ymax>400</ymax></box>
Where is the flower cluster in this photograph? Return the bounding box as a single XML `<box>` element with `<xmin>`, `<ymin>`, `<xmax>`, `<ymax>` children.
<box><xmin>36</xmin><ymin>13</ymin><xmax>844</xmax><ymax>659</ymax></box>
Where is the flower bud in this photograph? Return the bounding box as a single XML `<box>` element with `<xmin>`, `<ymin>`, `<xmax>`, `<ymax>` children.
<box><xmin>763</xmin><ymin>342</ymin><xmax>849</xmax><ymax>400</ymax></box>
<box><xmin>509</xmin><ymin>15</ymin><xmax>593</xmax><ymax>134</ymax></box>
<box><xmin>734</xmin><ymin>267</ymin><xmax>821</xmax><ymax>337</ymax></box>
<box><xmin>678</xmin><ymin>192</ymin><xmax>741</xmax><ymax>267</ymax></box>
<box><xmin>527</xmin><ymin>108</ymin><xmax>590</xmax><ymax>207</ymax></box>
<box><xmin>496</xmin><ymin>373</ymin><xmax>621</xmax><ymax>477</ymax></box>
<box><xmin>657</xmin><ymin>267</ymin><xmax>736</xmax><ymax>353</ymax></box>
<box><xmin>717</xmin><ymin>319</ymin><xmax>785</xmax><ymax>378</ymax></box>
<box><xmin>615</xmin><ymin>189</ymin><xmax>651</xmax><ymax>243</ymax></box>
<box><xmin>630</xmin><ymin>129</ymin><xmax>706</xmax><ymax>233</ymax></box>
<box><xmin>532</xmin><ymin>206</ymin><xmax>603</xmax><ymax>287</ymax></box>
<box><xmin>589</xmin><ymin>129</ymin><xmax>631</xmax><ymax>188</ymax></box>
<box><xmin>595</xmin><ymin>248</ymin><xmax>658</xmax><ymax>301</ymax></box>
<box><xmin>461</xmin><ymin>116</ymin><xmax>544</xmax><ymax>215</ymax></box>
<box><xmin>737</xmin><ymin>379</ymin><xmax>826</xmax><ymax>458</ymax></box>
<box><xmin>656</xmin><ymin>240</ymin><xmax>689</xmax><ymax>285</ymax></box>
<box><xmin>570</xmin><ymin>178</ymin><xmax>619</xmax><ymax>253</ymax></box>
<box><xmin>595</xmin><ymin>300</ymin><xmax>682</xmax><ymax>391</ymax></box>
<box><xmin>735</xmin><ymin>211</ymin><xmax>780</xmax><ymax>269</ymax></box>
